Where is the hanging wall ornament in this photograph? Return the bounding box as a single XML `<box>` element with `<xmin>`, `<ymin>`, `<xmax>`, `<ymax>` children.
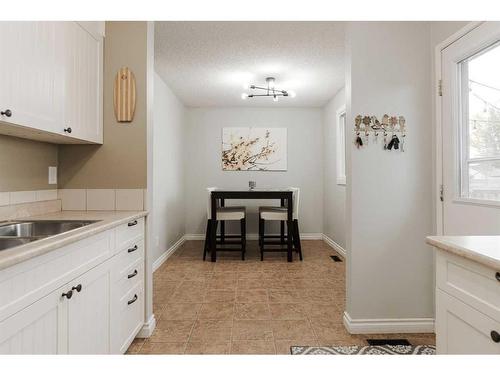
<box><xmin>399</xmin><ymin>116</ymin><xmax>406</xmax><ymax>152</ymax></box>
<box><xmin>355</xmin><ymin>135</ymin><xmax>363</xmax><ymax>149</ymax></box>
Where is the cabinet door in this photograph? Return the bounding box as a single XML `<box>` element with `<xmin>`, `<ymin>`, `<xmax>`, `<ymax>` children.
<box><xmin>66</xmin><ymin>261</ymin><xmax>111</xmax><ymax>354</ymax></box>
<box><xmin>63</xmin><ymin>22</ymin><xmax>103</xmax><ymax>143</ymax></box>
<box><xmin>0</xmin><ymin>286</ymin><xmax>66</xmax><ymax>354</ymax></box>
<box><xmin>436</xmin><ymin>289</ymin><xmax>500</xmax><ymax>354</ymax></box>
<box><xmin>0</xmin><ymin>22</ymin><xmax>63</xmax><ymax>134</ymax></box>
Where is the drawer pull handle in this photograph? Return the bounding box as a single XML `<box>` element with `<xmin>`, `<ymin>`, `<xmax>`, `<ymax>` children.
<box><xmin>128</xmin><ymin>220</ymin><xmax>138</xmax><ymax>227</ymax></box>
<box><xmin>72</xmin><ymin>284</ymin><xmax>82</xmax><ymax>293</ymax></box>
<box><xmin>128</xmin><ymin>245</ymin><xmax>138</xmax><ymax>253</ymax></box>
<box><xmin>1</xmin><ymin>109</ymin><xmax>12</xmax><ymax>117</ymax></box>
<box><xmin>62</xmin><ymin>290</ymin><xmax>73</xmax><ymax>299</ymax></box>
<box><xmin>128</xmin><ymin>294</ymin><xmax>138</xmax><ymax>305</ymax></box>
<box><xmin>495</xmin><ymin>272</ymin><xmax>500</xmax><ymax>282</ymax></box>
<box><xmin>128</xmin><ymin>269</ymin><xmax>138</xmax><ymax>279</ymax></box>
<box><xmin>492</xmin><ymin>330</ymin><xmax>500</xmax><ymax>343</ymax></box>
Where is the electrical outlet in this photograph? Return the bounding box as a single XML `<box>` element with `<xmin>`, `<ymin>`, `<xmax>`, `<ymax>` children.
<box><xmin>48</xmin><ymin>166</ymin><xmax>57</xmax><ymax>185</ymax></box>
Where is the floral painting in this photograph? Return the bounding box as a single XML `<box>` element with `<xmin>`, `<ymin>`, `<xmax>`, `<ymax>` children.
<box><xmin>222</xmin><ymin>127</ymin><xmax>287</xmax><ymax>171</ymax></box>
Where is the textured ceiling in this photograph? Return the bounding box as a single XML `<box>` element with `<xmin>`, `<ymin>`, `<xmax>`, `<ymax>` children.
<box><xmin>154</xmin><ymin>22</ymin><xmax>345</xmax><ymax>107</ymax></box>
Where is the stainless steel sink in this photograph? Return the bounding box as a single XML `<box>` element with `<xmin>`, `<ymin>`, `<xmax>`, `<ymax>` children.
<box><xmin>0</xmin><ymin>220</ymin><xmax>100</xmax><ymax>251</ymax></box>
<box><xmin>0</xmin><ymin>220</ymin><xmax>97</xmax><ymax>237</ymax></box>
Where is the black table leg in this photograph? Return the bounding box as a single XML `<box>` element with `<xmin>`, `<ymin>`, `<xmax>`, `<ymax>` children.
<box><xmin>211</xmin><ymin>193</ymin><xmax>218</xmax><ymax>262</ymax></box>
<box><xmin>220</xmin><ymin>198</ymin><xmax>225</xmax><ymax>244</ymax></box>
<box><xmin>287</xmin><ymin>196</ymin><xmax>293</xmax><ymax>262</ymax></box>
<box><xmin>280</xmin><ymin>198</ymin><xmax>285</xmax><ymax>244</ymax></box>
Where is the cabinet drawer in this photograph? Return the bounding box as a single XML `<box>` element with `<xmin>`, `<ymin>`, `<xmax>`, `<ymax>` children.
<box><xmin>111</xmin><ymin>240</ymin><xmax>144</xmax><ymax>283</ymax></box>
<box><xmin>436</xmin><ymin>289</ymin><xmax>500</xmax><ymax>354</ymax></box>
<box><xmin>116</xmin><ymin>217</ymin><xmax>144</xmax><ymax>250</ymax></box>
<box><xmin>113</xmin><ymin>282</ymin><xmax>144</xmax><ymax>354</ymax></box>
<box><xmin>436</xmin><ymin>250</ymin><xmax>500</xmax><ymax>321</ymax></box>
<box><xmin>114</xmin><ymin>257</ymin><xmax>144</xmax><ymax>298</ymax></box>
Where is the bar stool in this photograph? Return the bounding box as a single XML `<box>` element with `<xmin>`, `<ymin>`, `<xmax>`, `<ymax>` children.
<box><xmin>203</xmin><ymin>187</ymin><xmax>247</xmax><ymax>261</ymax></box>
<box><xmin>258</xmin><ymin>187</ymin><xmax>302</xmax><ymax>261</ymax></box>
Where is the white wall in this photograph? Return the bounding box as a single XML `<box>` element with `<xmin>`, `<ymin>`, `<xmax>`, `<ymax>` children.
<box><xmin>345</xmin><ymin>22</ymin><xmax>434</xmax><ymax>322</ymax></box>
<box><xmin>152</xmin><ymin>72</ymin><xmax>186</xmax><ymax>263</ymax></box>
<box><xmin>323</xmin><ymin>88</ymin><xmax>346</xmax><ymax>248</ymax></box>
<box><xmin>184</xmin><ymin>107</ymin><xmax>324</xmax><ymax>236</ymax></box>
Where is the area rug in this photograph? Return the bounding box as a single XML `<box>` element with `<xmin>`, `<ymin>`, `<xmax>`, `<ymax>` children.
<box><xmin>290</xmin><ymin>345</ymin><xmax>436</xmax><ymax>355</ymax></box>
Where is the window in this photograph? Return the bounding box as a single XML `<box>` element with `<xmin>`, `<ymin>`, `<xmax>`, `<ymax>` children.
<box><xmin>336</xmin><ymin>106</ymin><xmax>346</xmax><ymax>185</ymax></box>
<box><xmin>459</xmin><ymin>42</ymin><xmax>500</xmax><ymax>202</ymax></box>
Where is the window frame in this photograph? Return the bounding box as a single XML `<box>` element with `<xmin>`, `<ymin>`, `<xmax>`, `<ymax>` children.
<box><xmin>457</xmin><ymin>41</ymin><xmax>500</xmax><ymax>205</ymax></box>
<box><xmin>336</xmin><ymin>105</ymin><xmax>347</xmax><ymax>186</ymax></box>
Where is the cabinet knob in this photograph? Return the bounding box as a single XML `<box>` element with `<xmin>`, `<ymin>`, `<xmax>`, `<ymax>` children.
<box><xmin>62</xmin><ymin>290</ymin><xmax>73</xmax><ymax>299</ymax></box>
<box><xmin>127</xmin><ymin>245</ymin><xmax>138</xmax><ymax>253</ymax></box>
<box><xmin>1</xmin><ymin>109</ymin><xmax>12</xmax><ymax>117</ymax></box>
<box><xmin>64</xmin><ymin>127</ymin><xmax>72</xmax><ymax>134</ymax></box>
<box><xmin>72</xmin><ymin>284</ymin><xmax>82</xmax><ymax>293</ymax></box>
<box><xmin>495</xmin><ymin>272</ymin><xmax>500</xmax><ymax>282</ymax></box>
<box><xmin>492</xmin><ymin>330</ymin><xmax>500</xmax><ymax>343</ymax></box>
<box><xmin>128</xmin><ymin>220</ymin><xmax>138</xmax><ymax>227</ymax></box>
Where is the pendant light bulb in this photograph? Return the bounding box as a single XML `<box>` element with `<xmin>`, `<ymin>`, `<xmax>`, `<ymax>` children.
<box><xmin>288</xmin><ymin>90</ymin><xmax>296</xmax><ymax>98</ymax></box>
<box><xmin>241</xmin><ymin>93</ymin><xmax>249</xmax><ymax>100</ymax></box>
<box><xmin>273</xmin><ymin>95</ymin><xmax>278</xmax><ymax>102</ymax></box>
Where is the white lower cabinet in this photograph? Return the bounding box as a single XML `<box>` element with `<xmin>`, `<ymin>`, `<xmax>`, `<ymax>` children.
<box><xmin>0</xmin><ymin>285</ymin><xmax>66</xmax><ymax>354</ymax></box>
<box><xmin>435</xmin><ymin>250</ymin><xmax>500</xmax><ymax>354</ymax></box>
<box><xmin>0</xmin><ymin>217</ymin><xmax>146</xmax><ymax>354</ymax></box>
<box><xmin>66</xmin><ymin>260</ymin><xmax>111</xmax><ymax>354</ymax></box>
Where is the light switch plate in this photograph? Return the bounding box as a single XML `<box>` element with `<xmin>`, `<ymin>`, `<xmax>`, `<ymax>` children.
<box><xmin>48</xmin><ymin>166</ymin><xmax>57</xmax><ymax>185</ymax></box>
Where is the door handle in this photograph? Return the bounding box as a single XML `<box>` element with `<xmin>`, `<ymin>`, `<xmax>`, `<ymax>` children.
<box><xmin>127</xmin><ymin>269</ymin><xmax>138</xmax><ymax>279</ymax></box>
<box><xmin>127</xmin><ymin>220</ymin><xmax>138</xmax><ymax>227</ymax></box>
<box><xmin>127</xmin><ymin>294</ymin><xmax>138</xmax><ymax>305</ymax></box>
<box><xmin>128</xmin><ymin>245</ymin><xmax>138</xmax><ymax>253</ymax></box>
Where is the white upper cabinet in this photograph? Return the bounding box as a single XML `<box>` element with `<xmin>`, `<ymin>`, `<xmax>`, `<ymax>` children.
<box><xmin>0</xmin><ymin>21</ymin><xmax>103</xmax><ymax>144</ymax></box>
<box><xmin>0</xmin><ymin>22</ymin><xmax>64</xmax><ymax>135</ymax></box>
<box><xmin>62</xmin><ymin>22</ymin><xmax>103</xmax><ymax>143</ymax></box>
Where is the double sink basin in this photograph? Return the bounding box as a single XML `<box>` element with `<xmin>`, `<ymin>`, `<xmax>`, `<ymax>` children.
<box><xmin>0</xmin><ymin>220</ymin><xmax>100</xmax><ymax>251</ymax></box>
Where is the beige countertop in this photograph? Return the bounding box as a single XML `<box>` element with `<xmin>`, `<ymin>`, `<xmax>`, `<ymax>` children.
<box><xmin>0</xmin><ymin>210</ymin><xmax>148</xmax><ymax>271</ymax></box>
<box><xmin>426</xmin><ymin>235</ymin><xmax>500</xmax><ymax>270</ymax></box>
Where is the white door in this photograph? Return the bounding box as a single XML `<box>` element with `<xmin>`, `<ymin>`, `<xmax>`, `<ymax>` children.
<box><xmin>66</xmin><ymin>261</ymin><xmax>111</xmax><ymax>354</ymax></box>
<box><xmin>441</xmin><ymin>22</ymin><xmax>500</xmax><ymax>235</ymax></box>
<box><xmin>62</xmin><ymin>22</ymin><xmax>103</xmax><ymax>143</ymax></box>
<box><xmin>0</xmin><ymin>22</ymin><xmax>64</xmax><ymax>134</ymax></box>
<box><xmin>0</xmin><ymin>285</ymin><xmax>67</xmax><ymax>354</ymax></box>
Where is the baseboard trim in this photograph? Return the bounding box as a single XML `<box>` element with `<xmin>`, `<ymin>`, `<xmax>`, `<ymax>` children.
<box><xmin>136</xmin><ymin>314</ymin><xmax>156</xmax><ymax>338</ymax></box>
<box><xmin>152</xmin><ymin>235</ymin><xmax>186</xmax><ymax>272</ymax></box>
<box><xmin>343</xmin><ymin>311</ymin><xmax>435</xmax><ymax>334</ymax></box>
<box><xmin>322</xmin><ymin>234</ymin><xmax>346</xmax><ymax>258</ymax></box>
<box><xmin>184</xmin><ymin>232</ymin><xmax>323</xmax><ymax>241</ymax></box>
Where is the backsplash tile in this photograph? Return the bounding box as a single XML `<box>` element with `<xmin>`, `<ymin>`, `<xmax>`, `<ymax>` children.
<box><xmin>9</xmin><ymin>191</ymin><xmax>37</xmax><ymax>205</ymax></box>
<box><xmin>115</xmin><ymin>189</ymin><xmax>144</xmax><ymax>211</ymax></box>
<box><xmin>86</xmin><ymin>189</ymin><xmax>116</xmax><ymax>211</ymax></box>
<box><xmin>58</xmin><ymin>189</ymin><xmax>86</xmax><ymax>211</ymax></box>
<box><xmin>35</xmin><ymin>189</ymin><xmax>58</xmax><ymax>202</ymax></box>
<box><xmin>0</xmin><ymin>192</ymin><xmax>10</xmax><ymax>206</ymax></box>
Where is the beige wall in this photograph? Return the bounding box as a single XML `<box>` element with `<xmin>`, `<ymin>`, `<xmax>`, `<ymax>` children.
<box><xmin>0</xmin><ymin>135</ymin><xmax>58</xmax><ymax>192</ymax></box>
<box><xmin>58</xmin><ymin>21</ymin><xmax>148</xmax><ymax>189</ymax></box>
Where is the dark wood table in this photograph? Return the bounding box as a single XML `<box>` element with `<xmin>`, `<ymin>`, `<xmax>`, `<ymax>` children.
<box><xmin>209</xmin><ymin>189</ymin><xmax>294</xmax><ymax>262</ymax></box>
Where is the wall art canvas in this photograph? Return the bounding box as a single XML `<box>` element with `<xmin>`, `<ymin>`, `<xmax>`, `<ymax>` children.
<box><xmin>222</xmin><ymin>127</ymin><xmax>287</xmax><ymax>171</ymax></box>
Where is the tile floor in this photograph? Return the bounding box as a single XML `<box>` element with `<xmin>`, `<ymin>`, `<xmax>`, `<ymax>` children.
<box><xmin>127</xmin><ymin>240</ymin><xmax>435</xmax><ymax>354</ymax></box>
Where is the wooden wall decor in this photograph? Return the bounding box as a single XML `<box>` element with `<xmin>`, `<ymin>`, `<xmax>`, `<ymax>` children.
<box><xmin>113</xmin><ymin>67</ymin><xmax>136</xmax><ymax>122</ymax></box>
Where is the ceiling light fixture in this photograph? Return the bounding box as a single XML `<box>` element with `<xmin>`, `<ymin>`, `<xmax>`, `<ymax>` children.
<box><xmin>241</xmin><ymin>77</ymin><xmax>294</xmax><ymax>101</ymax></box>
